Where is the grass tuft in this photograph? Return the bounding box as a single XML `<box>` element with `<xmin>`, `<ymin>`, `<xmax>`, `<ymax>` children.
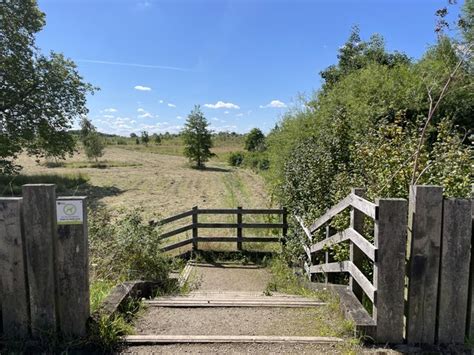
<box><xmin>0</xmin><ymin>173</ymin><xmax>89</xmax><ymax>196</ymax></box>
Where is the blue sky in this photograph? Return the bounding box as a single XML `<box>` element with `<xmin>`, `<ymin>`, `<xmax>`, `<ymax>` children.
<box><xmin>36</xmin><ymin>0</ymin><xmax>459</xmax><ymax>136</ymax></box>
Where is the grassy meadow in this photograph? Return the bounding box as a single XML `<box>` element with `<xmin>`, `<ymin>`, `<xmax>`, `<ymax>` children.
<box><xmin>5</xmin><ymin>137</ymin><xmax>280</xmax><ymax>254</ymax></box>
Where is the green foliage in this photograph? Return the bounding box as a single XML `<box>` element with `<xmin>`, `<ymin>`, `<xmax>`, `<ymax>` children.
<box><xmin>228</xmin><ymin>151</ymin><xmax>244</xmax><ymax>166</ymax></box>
<box><xmin>80</xmin><ymin>118</ymin><xmax>104</xmax><ymax>162</ymax></box>
<box><xmin>141</xmin><ymin>131</ymin><xmax>150</xmax><ymax>146</ymax></box>
<box><xmin>264</xmin><ymin>29</ymin><xmax>473</xmax><ymax>266</ymax></box>
<box><xmin>151</xmin><ymin>133</ymin><xmax>161</xmax><ymax>144</ymax></box>
<box><xmin>182</xmin><ymin>105</ymin><xmax>214</xmax><ymax>168</ymax></box>
<box><xmin>89</xmin><ymin>208</ymin><xmax>171</xmax><ymax>282</ymax></box>
<box><xmin>244</xmin><ymin>128</ymin><xmax>266</xmax><ymax>152</ymax></box>
<box><xmin>0</xmin><ymin>1</ymin><xmax>95</xmax><ymax>174</ymax></box>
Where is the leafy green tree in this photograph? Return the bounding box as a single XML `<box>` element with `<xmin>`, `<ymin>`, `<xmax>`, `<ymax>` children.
<box><xmin>130</xmin><ymin>133</ymin><xmax>137</xmax><ymax>138</ymax></box>
<box><xmin>244</xmin><ymin>128</ymin><xmax>266</xmax><ymax>152</ymax></box>
<box><xmin>151</xmin><ymin>133</ymin><xmax>161</xmax><ymax>144</ymax></box>
<box><xmin>0</xmin><ymin>1</ymin><xmax>95</xmax><ymax>174</ymax></box>
<box><xmin>141</xmin><ymin>131</ymin><xmax>150</xmax><ymax>146</ymax></box>
<box><xmin>80</xmin><ymin>118</ymin><xmax>104</xmax><ymax>162</ymax></box>
<box><xmin>182</xmin><ymin>106</ymin><xmax>214</xmax><ymax>168</ymax></box>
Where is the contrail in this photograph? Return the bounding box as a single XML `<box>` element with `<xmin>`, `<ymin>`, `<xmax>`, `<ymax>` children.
<box><xmin>76</xmin><ymin>59</ymin><xmax>193</xmax><ymax>72</ymax></box>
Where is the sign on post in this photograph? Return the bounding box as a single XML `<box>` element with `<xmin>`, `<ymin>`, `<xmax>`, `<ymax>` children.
<box><xmin>56</xmin><ymin>200</ymin><xmax>84</xmax><ymax>225</ymax></box>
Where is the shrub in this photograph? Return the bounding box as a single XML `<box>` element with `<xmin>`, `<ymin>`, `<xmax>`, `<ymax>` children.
<box><xmin>89</xmin><ymin>208</ymin><xmax>171</xmax><ymax>282</ymax></box>
<box><xmin>228</xmin><ymin>152</ymin><xmax>244</xmax><ymax>166</ymax></box>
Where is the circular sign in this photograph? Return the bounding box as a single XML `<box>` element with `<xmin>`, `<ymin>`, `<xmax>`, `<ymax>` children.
<box><xmin>63</xmin><ymin>204</ymin><xmax>77</xmax><ymax>216</ymax></box>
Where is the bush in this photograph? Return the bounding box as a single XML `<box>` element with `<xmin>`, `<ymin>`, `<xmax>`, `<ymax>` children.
<box><xmin>228</xmin><ymin>152</ymin><xmax>244</xmax><ymax>166</ymax></box>
<box><xmin>89</xmin><ymin>208</ymin><xmax>171</xmax><ymax>282</ymax></box>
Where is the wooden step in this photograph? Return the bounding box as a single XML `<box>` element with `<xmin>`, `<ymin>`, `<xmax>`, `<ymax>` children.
<box><xmin>123</xmin><ymin>334</ymin><xmax>344</xmax><ymax>344</ymax></box>
<box><xmin>144</xmin><ymin>298</ymin><xmax>326</xmax><ymax>308</ymax></box>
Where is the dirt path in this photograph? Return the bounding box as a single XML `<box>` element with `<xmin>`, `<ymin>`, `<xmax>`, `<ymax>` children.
<box><xmin>123</xmin><ymin>262</ymin><xmax>367</xmax><ymax>354</ymax></box>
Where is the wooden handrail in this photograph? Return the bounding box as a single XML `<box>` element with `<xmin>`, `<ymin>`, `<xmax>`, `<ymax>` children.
<box><xmin>309</xmin><ymin>193</ymin><xmax>377</xmax><ymax>233</ymax></box>
<box><xmin>309</xmin><ymin>261</ymin><xmax>375</xmax><ymax>302</ymax></box>
<box><xmin>295</xmin><ymin>215</ymin><xmax>312</xmax><ymax>242</ymax></box>
<box><xmin>309</xmin><ymin>228</ymin><xmax>376</xmax><ymax>261</ymax></box>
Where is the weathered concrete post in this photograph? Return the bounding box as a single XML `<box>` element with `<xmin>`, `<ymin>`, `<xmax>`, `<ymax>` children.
<box><xmin>405</xmin><ymin>185</ymin><xmax>443</xmax><ymax>344</ymax></box>
<box><xmin>22</xmin><ymin>184</ymin><xmax>58</xmax><ymax>337</ymax></box>
<box><xmin>56</xmin><ymin>196</ymin><xmax>89</xmax><ymax>337</ymax></box>
<box><xmin>373</xmin><ymin>198</ymin><xmax>407</xmax><ymax>344</ymax></box>
<box><xmin>0</xmin><ymin>197</ymin><xmax>30</xmax><ymax>338</ymax></box>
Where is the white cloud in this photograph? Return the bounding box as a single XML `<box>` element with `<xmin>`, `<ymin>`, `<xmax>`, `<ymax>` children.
<box><xmin>137</xmin><ymin>108</ymin><xmax>146</xmax><ymax>113</ymax></box>
<box><xmin>211</xmin><ymin>117</ymin><xmax>219</xmax><ymax>121</ymax></box>
<box><xmin>134</xmin><ymin>85</ymin><xmax>152</xmax><ymax>91</ymax></box>
<box><xmin>204</xmin><ymin>101</ymin><xmax>240</xmax><ymax>109</ymax></box>
<box><xmin>159</xmin><ymin>100</ymin><xmax>164</xmax><ymax>104</ymax></box>
<box><xmin>138</xmin><ymin>112</ymin><xmax>153</xmax><ymax>118</ymax></box>
<box><xmin>176</xmin><ymin>115</ymin><xmax>183</xmax><ymax>119</ymax></box>
<box><xmin>103</xmin><ymin>108</ymin><xmax>117</xmax><ymax>113</ymax></box>
<box><xmin>259</xmin><ymin>100</ymin><xmax>287</xmax><ymax>109</ymax></box>
<box><xmin>103</xmin><ymin>114</ymin><xmax>114</xmax><ymax>119</ymax></box>
<box><xmin>224</xmin><ymin>111</ymin><xmax>229</xmax><ymax>114</ymax></box>
<box><xmin>168</xmin><ymin>103</ymin><xmax>176</xmax><ymax>108</ymax></box>
<box><xmin>236</xmin><ymin>113</ymin><xmax>244</xmax><ymax>117</ymax></box>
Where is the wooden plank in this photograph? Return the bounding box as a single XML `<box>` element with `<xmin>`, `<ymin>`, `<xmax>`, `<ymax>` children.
<box><xmin>159</xmin><ymin>224</ymin><xmax>193</xmax><ymax>240</ymax></box>
<box><xmin>242</xmin><ymin>237</ymin><xmax>280</xmax><ymax>243</ymax></box>
<box><xmin>302</xmin><ymin>244</ymin><xmax>311</xmax><ymax>260</ymax></box>
<box><xmin>295</xmin><ymin>215</ymin><xmax>312</xmax><ymax>242</ymax></box>
<box><xmin>374</xmin><ymin>198</ymin><xmax>408</xmax><ymax>344</ymax></box>
<box><xmin>55</xmin><ymin>197</ymin><xmax>89</xmax><ymax>337</ymax></box>
<box><xmin>237</xmin><ymin>207</ymin><xmax>243</xmax><ymax>250</ymax></box>
<box><xmin>469</xmin><ymin>199</ymin><xmax>474</xmax><ymax>340</ymax></box>
<box><xmin>309</xmin><ymin>228</ymin><xmax>375</xmax><ymax>261</ymax></box>
<box><xmin>437</xmin><ymin>198</ymin><xmax>471</xmax><ymax>344</ymax></box>
<box><xmin>123</xmin><ymin>334</ymin><xmax>344</xmax><ymax>344</ymax></box>
<box><xmin>348</xmin><ymin>229</ymin><xmax>376</xmax><ymax>262</ymax></box>
<box><xmin>350</xmin><ymin>193</ymin><xmax>377</xmax><ymax>219</ymax></box>
<box><xmin>196</xmin><ymin>223</ymin><xmax>285</xmax><ymax>229</ymax></box>
<box><xmin>192</xmin><ymin>206</ymin><xmax>198</xmax><ymax>251</ymax></box>
<box><xmin>348</xmin><ymin>261</ymin><xmax>375</xmax><ymax>303</ymax></box>
<box><xmin>197</xmin><ymin>237</ymin><xmax>237</xmax><ymax>243</ymax></box>
<box><xmin>22</xmin><ymin>184</ymin><xmax>58</xmax><ymax>337</ymax></box>
<box><xmin>197</xmin><ymin>209</ymin><xmax>285</xmax><ymax>215</ymax></box>
<box><xmin>151</xmin><ymin>210</ymin><xmax>193</xmax><ymax>226</ymax></box>
<box><xmin>282</xmin><ymin>207</ymin><xmax>288</xmax><ymax>240</ymax></box>
<box><xmin>160</xmin><ymin>238</ymin><xmax>193</xmax><ymax>252</ymax></box>
<box><xmin>144</xmin><ymin>300</ymin><xmax>327</xmax><ymax>307</ymax></box>
<box><xmin>0</xmin><ymin>198</ymin><xmax>30</xmax><ymax>338</ymax></box>
<box><xmin>310</xmin><ymin>229</ymin><xmax>348</xmax><ymax>253</ymax></box>
<box><xmin>304</xmin><ymin>261</ymin><xmax>311</xmax><ymax>280</ymax></box>
<box><xmin>309</xmin><ymin>194</ymin><xmax>352</xmax><ymax>233</ymax></box>
<box><xmin>350</xmin><ymin>188</ymin><xmax>366</xmax><ymax>302</ymax></box>
<box><xmin>405</xmin><ymin>186</ymin><xmax>443</xmax><ymax>345</ymax></box>
<box><xmin>309</xmin><ymin>260</ymin><xmax>375</xmax><ymax>304</ymax></box>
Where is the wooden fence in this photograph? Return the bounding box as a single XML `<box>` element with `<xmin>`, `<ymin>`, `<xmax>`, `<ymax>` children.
<box><xmin>0</xmin><ymin>184</ymin><xmax>89</xmax><ymax>339</ymax></box>
<box><xmin>297</xmin><ymin>185</ymin><xmax>473</xmax><ymax>345</ymax></box>
<box><xmin>152</xmin><ymin>207</ymin><xmax>288</xmax><ymax>252</ymax></box>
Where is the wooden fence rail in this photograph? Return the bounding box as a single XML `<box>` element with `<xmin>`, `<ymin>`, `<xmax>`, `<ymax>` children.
<box><xmin>152</xmin><ymin>207</ymin><xmax>288</xmax><ymax>252</ymax></box>
<box><xmin>297</xmin><ymin>185</ymin><xmax>473</xmax><ymax>345</ymax></box>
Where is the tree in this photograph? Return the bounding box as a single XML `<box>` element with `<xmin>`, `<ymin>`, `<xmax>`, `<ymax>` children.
<box><xmin>80</xmin><ymin>118</ymin><xmax>104</xmax><ymax>162</ymax></box>
<box><xmin>130</xmin><ymin>133</ymin><xmax>137</xmax><ymax>138</ymax></box>
<box><xmin>245</xmin><ymin>128</ymin><xmax>266</xmax><ymax>152</ymax></box>
<box><xmin>182</xmin><ymin>105</ymin><xmax>214</xmax><ymax>168</ymax></box>
<box><xmin>0</xmin><ymin>1</ymin><xmax>95</xmax><ymax>174</ymax></box>
<box><xmin>141</xmin><ymin>131</ymin><xmax>150</xmax><ymax>146</ymax></box>
<box><xmin>151</xmin><ymin>133</ymin><xmax>161</xmax><ymax>144</ymax></box>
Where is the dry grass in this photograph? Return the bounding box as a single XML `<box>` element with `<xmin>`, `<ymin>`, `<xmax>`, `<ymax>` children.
<box><xmin>15</xmin><ymin>146</ymin><xmax>278</xmax><ymax>253</ymax></box>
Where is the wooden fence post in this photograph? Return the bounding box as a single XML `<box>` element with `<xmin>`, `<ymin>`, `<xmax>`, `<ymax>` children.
<box><xmin>22</xmin><ymin>184</ymin><xmax>58</xmax><ymax>337</ymax></box>
<box><xmin>405</xmin><ymin>185</ymin><xmax>443</xmax><ymax>344</ymax></box>
<box><xmin>56</xmin><ymin>197</ymin><xmax>89</xmax><ymax>338</ymax></box>
<box><xmin>469</xmin><ymin>200</ymin><xmax>474</xmax><ymax>340</ymax></box>
<box><xmin>350</xmin><ymin>188</ymin><xmax>365</xmax><ymax>302</ymax></box>
<box><xmin>237</xmin><ymin>207</ymin><xmax>243</xmax><ymax>251</ymax></box>
<box><xmin>373</xmin><ymin>198</ymin><xmax>407</xmax><ymax>344</ymax></box>
<box><xmin>0</xmin><ymin>198</ymin><xmax>30</xmax><ymax>338</ymax></box>
<box><xmin>192</xmin><ymin>206</ymin><xmax>198</xmax><ymax>251</ymax></box>
<box><xmin>437</xmin><ymin>198</ymin><xmax>471</xmax><ymax>344</ymax></box>
<box><xmin>282</xmin><ymin>207</ymin><xmax>288</xmax><ymax>245</ymax></box>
